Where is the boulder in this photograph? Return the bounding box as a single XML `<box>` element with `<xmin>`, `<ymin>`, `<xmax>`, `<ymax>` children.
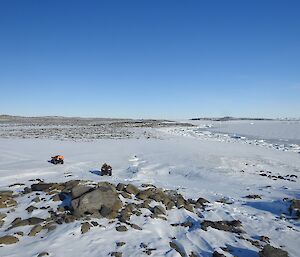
<box><xmin>26</xmin><ymin>205</ymin><xmax>38</xmax><ymax>213</ymax></box>
<box><xmin>71</xmin><ymin>185</ymin><xmax>93</xmax><ymax>198</ymax></box>
<box><xmin>131</xmin><ymin>223</ymin><xmax>142</xmax><ymax>230</ymax></box>
<box><xmin>290</xmin><ymin>199</ymin><xmax>300</xmax><ymax>218</ymax></box>
<box><xmin>31</xmin><ymin>183</ymin><xmax>55</xmax><ymax>191</ymax></box>
<box><xmin>116</xmin><ymin>183</ymin><xmax>126</xmax><ymax>191</ymax></box>
<box><xmin>136</xmin><ymin>189</ymin><xmax>155</xmax><ymax>200</ymax></box>
<box><xmin>28</xmin><ymin>225</ymin><xmax>43</xmax><ymax>236</ymax></box>
<box><xmin>63</xmin><ymin>180</ymin><xmax>80</xmax><ymax>191</ymax></box>
<box><xmin>32</xmin><ymin>197</ymin><xmax>41</xmax><ymax>203</ymax></box>
<box><xmin>120</xmin><ymin>191</ymin><xmax>131</xmax><ymax>199</ymax></box>
<box><xmin>125</xmin><ymin>184</ymin><xmax>139</xmax><ymax>195</ymax></box>
<box><xmin>81</xmin><ymin>222</ymin><xmax>91</xmax><ymax>234</ymax></box>
<box><xmin>9</xmin><ymin>217</ymin><xmax>44</xmax><ymax>229</ymax></box>
<box><xmin>0</xmin><ymin>212</ymin><xmax>6</xmax><ymax>227</ymax></box>
<box><xmin>0</xmin><ymin>235</ymin><xmax>19</xmax><ymax>245</ymax></box>
<box><xmin>116</xmin><ymin>225</ymin><xmax>128</xmax><ymax>232</ymax></box>
<box><xmin>201</xmin><ymin>220</ymin><xmax>242</xmax><ymax>234</ymax></box>
<box><xmin>194</xmin><ymin>197</ymin><xmax>209</xmax><ymax>208</ymax></box>
<box><xmin>152</xmin><ymin>205</ymin><xmax>166</xmax><ymax>216</ymax></box>
<box><xmin>0</xmin><ymin>191</ymin><xmax>17</xmax><ymax>208</ymax></box>
<box><xmin>71</xmin><ymin>182</ymin><xmax>122</xmax><ymax>217</ymax></box>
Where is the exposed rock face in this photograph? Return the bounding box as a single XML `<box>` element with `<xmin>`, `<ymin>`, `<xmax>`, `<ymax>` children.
<box><xmin>71</xmin><ymin>182</ymin><xmax>122</xmax><ymax>217</ymax></box>
<box><xmin>259</xmin><ymin>245</ymin><xmax>289</xmax><ymax>257</ymax></box>
<box><xmin>0</xmin><ymin>235</ymin><xmax>19</xmax><ymax>244</ymax></box>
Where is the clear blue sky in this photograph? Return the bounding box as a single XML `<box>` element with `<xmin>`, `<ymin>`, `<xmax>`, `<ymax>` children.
<box><xmin>0</xmin><ymin>0</ymin><xmax>299</xmax><ymax>119</ymax></box>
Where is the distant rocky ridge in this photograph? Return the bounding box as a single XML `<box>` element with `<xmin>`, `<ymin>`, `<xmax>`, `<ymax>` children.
<box><xmin>190</xmin><ymin>116</ymin><xmax>300</xmax><ymax>121</ymax></box>
<box><xmin>0</xmin><ymin>115</ymin><xmax>192</xmax><ymax>140</ymax></box>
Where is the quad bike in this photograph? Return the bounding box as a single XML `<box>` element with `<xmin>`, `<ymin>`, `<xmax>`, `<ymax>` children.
<box><xmin>101</xmin><ymin>163</ymin><xmax>112</xmax><ymax>176</ymax></box>
<box><xmin>50</xmin><ymin>155</ymin><xmax>64</xmax><ymax>165</ymax></box>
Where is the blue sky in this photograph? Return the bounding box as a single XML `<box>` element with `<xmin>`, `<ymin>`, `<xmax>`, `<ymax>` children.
<box><xmin>0</xmin><ymin>0</ymin><xmax>299</xmax><ymax>118</ymax></box>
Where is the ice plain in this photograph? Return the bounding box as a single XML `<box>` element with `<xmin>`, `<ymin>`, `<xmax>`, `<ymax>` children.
<box><xmin>0</xmin><ymin>117</ymin><xmax>299</xmax><ymax>257</ymax></box>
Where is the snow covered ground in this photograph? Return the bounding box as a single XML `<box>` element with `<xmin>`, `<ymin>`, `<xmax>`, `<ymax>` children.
<box><xmin>0</xmin><ymin>119</ymin><xmax>299</xmax><ymax>257</ymax></box>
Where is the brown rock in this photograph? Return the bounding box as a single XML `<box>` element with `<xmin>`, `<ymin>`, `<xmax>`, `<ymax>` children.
<box><xmin>81</xmin><ymin>222</ymin><xmax>91</xmax><ymax>234</ymax></box>
<box><xmin>116</xmin><ymin>183</ymin><xmax>126</xmax><ymax>191</ymax></box>
<box><xmin>131</xmin><ymin>223</ymin><xmax>142</xmax><ymax>230</ymax></box>
<box><xmin>0</xmin><ymin>191</ymin><xmax>17</xmax><ymax>208</ymax></box>
<box><xmin>120</xmin><ymin>191</ymin><xmax>132</xmax><ymax>199</ymax></box>
<box><xmin>0</xmin><ymin>235</ymin><xmax>19</xmax><ymax>244</ymax></box>
<box><xmin>14</xmin><ymin>231</ymin><xmax>24</xmax><ymax>236</ymax></box>
<box><xmin>152</xmin><ymin>205</ymin><xmax>166</xmax><ymax>216</ymax></box>
<box><xmin>125</xmin><ymin>184</ymin><xmax>139</xmax><ymax>195</ymax></box>
<box><xmin>31</xmin><ymin>183</ymin><xmax>55</xmax><ymax>192</ymax></box>
<box><xmin>26</xmin><ymin>205</ymin><xmax>38</xmax><ymax>213</ymax></box>
<box><xmin>116</xmin><ymin>225</ymin><xmax>128</xmax><ymax>232</ymax></box>
<box><xmin>28</xmin><ymin>225</ymin><xmax>43</xmax><ymax>236</ymax></box>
